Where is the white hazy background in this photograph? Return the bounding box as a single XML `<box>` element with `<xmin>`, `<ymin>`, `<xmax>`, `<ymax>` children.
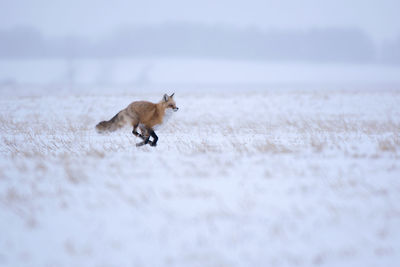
<box><xmin>0</xmin><ymin>0</ymin><xmax>400</xmax><ymax>89</ymax></box>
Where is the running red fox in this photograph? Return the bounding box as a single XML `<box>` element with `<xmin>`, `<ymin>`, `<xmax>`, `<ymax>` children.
<box><xmin>96</xmin><ymin>93</ymin><xmax>178</xmax><ymax>147</ymax></box>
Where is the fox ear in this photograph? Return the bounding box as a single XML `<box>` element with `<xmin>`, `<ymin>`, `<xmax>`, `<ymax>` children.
<box><xmin>163</xmin><ymin>94</ymin><xmax>169</xmax><ymax>102</ymax></box>
<box><xmin>170</xmin><ymin>93</ymin><xmax>175</xmax><ymax>98</ymax></box>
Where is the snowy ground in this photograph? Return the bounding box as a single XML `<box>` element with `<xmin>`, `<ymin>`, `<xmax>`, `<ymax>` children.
<box><xmin>0</xmin><ymin>85</ymin><xmax>400</xmax><ymax>267</ymax></box>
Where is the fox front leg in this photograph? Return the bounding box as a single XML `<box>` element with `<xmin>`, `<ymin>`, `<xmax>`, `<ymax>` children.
<box><xmin>149</xmin><ymin>129</ymin><xmax>158</xmax><ymax>147</ymax></box>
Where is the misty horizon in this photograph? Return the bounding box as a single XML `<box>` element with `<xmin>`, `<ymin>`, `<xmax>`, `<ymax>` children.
<box><xmin>1</xmin><ymin>23</ymin><xmax>399</xmax><ymax>65</ymax></box>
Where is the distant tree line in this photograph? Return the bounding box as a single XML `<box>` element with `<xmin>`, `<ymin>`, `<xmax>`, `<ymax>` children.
<box><xmin>0</xmin><ymin>23</ymin><xmax>399</xmax><ymax>64</ymax></box>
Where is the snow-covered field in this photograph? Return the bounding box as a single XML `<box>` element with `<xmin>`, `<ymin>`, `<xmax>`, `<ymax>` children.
<box><xmin>1</xmin><ymin>83</ymin><xmax>399</xmax><ymax>267</ymax></box>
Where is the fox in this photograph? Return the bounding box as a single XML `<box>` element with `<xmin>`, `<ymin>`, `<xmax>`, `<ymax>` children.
<box><xmin>96</xmin><ymin>93</ymin><xmax>178</xmax><ymax>147</ymax></box>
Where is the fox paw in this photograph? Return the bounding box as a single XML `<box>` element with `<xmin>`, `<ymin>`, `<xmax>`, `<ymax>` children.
<box><xmin>150</xmin><ymin>142</ymin><xmax>157</xmax><ymax>147</ymax></box>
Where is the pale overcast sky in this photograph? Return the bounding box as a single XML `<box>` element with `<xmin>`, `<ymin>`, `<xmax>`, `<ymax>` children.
<box><xmin>1</xmin><ymin>0</ymin><xmax>399</xmax><ymax>42</ymax></box>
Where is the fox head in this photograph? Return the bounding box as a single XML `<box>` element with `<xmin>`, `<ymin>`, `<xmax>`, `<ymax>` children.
<box><xmin>162</xmin><ymin>93</ymin><xmax>179</xmax><ymax>112</ymax></box>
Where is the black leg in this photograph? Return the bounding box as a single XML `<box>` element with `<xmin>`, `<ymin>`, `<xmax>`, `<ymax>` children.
<box><xmin>144</xmin><ymin>136</ymin><xmax>150</xmax><ymax>145</ymax></box>
<box><xmin>134</xmin><ymin>126</ymin><xmax>157</xmax><ymax>147</ymax></box>
<box><xmin>149</xmin><ymin>130</ymin><xmax>158</xmax><ymax>147</ymax></box>
<box><xmin>132</xmin><ymin>124</ymin><xmax>144</xmax><ymax>139</ymax></box>
<box><xmin>133</xmin><ymin>131</ymin><xmax>144</xmax><ymax>139</ymax></box>
<box><xmin>134</xmin><ymin>124</ymin><xmax>153</xmax><ymax>147</ymax></box>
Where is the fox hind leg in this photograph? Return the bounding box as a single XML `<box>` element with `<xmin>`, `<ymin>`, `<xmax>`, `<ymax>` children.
<box><xmin>135</xmin><ymin>125</ymin><xmax>154</xmax><ymax>147</ymax></box>
<box><xmin>129</xmin><ymin>115</ymin><xmax>145</xmax><ymax>139</ymax></box>
<box><xmin>136</xmin><ymin>135</ymin><xmax>153</xmax><ymax>147</ymax></box>
<box><xmin>135</xmin><ymin>127</ymin><xmax>157</xmax><ymax>147</ymax></box>
<box><xmin>143</xmin><ymin>129</ymin><xmax>151</xmax><ymax>145</ymax></box>
<box><xmin>131</xmin><ymin>119</ymin><xmax>146</xmax><ymax>146</ymax></box>
<box><xmin>132</xmin><ymin>124</ymin><xmax>143</xmax><ymax>138</ymax></box>
<box><xmin>142</xmin><ymin>127</ymin><xmax>157</xmax><ymax>147</ymax></box>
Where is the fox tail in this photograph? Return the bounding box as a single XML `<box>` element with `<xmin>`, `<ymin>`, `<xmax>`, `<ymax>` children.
<box><xmin>96</xmin><ymin>111</ymin><xmax>124</xmax><ymax>133</ymax></box>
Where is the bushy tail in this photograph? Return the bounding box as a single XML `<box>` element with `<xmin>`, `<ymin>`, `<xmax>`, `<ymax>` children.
<box><xmin>96</xmin><ymin>112</ymin><xmax>123</xmax><ymax>133</ymax></box>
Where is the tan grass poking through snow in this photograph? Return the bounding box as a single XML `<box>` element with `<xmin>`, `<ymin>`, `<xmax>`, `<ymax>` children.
<box><xmin>1</xmin><ymin>89</ymin><xmax>400</xmax><ymax>267</ymax></box>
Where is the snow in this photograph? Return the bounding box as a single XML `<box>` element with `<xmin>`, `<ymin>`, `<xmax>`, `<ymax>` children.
<box><xmin>0</xmin><ymin>76</ymin><xmax>400</xmax><ymax>266</ymax></box>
